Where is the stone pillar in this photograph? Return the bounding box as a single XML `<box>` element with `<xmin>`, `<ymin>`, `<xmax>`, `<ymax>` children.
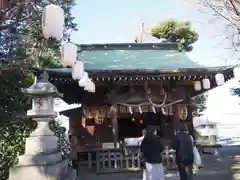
<box><xmin>9</xmin><ymin>72</ymin><xmax>76</xmax><ymax>180</ymax></box>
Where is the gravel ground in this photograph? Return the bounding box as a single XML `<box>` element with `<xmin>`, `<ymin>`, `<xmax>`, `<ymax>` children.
<box><xmin>78</xmin><ymin>146</ymin><xmax>240</xmax><ymax>180</ymax></box>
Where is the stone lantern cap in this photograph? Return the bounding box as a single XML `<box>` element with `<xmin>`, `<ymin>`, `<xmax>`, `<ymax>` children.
<box><xmin>22</xmin><ymin>71</ymin><xmax>63</xmax><ymax>98</ymax></box>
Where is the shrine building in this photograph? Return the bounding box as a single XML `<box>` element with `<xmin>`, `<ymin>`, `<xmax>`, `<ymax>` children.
<box><xmin>32</xmin><ymin>42</ymin><xmax>235</xmax><ymax>173</ymax></box>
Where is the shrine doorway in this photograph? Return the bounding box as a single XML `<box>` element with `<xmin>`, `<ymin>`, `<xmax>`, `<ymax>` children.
<box><xmin>117</xmin><ymin>116</ymin><xmax>145</xmax><ymax>141</ymax></box>
<box><xmin>117</xmin><ymin>112</ymin><xmax>173</xmax><ymax>141</ymax></box>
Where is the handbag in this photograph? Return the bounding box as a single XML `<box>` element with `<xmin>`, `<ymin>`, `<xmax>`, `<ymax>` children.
<box><xmin>190</xmin><ymin>135</ymin><xmax>202</xmax><ymax>166</ymax></box>
<box><xmin>193</xmin><ymin>146</ymin><xmax>202</xmax><ymax>166</ymax></box>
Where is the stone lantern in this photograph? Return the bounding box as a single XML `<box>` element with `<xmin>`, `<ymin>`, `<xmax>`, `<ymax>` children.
<box><xmin>23</xmin><ymin>71</ymin><xmax>63</xmax><ymax>118</ymax></box>
<box><xmin>9</xmin><ymin>72</ymin><xmax>76</xmax><ymax>180</ymax></box>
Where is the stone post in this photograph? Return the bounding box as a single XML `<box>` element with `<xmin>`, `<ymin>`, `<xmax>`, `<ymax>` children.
<box><xmin>9</xmin><ymin>72</ymin><xmax>76</xmax><ymax>180</ymax></box>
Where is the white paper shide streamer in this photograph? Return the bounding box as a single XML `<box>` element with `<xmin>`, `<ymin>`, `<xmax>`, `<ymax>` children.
<box><xmin>42</xmin><ymin>4</ymin><xmax>64</xmax><ymax>40</ymax></box>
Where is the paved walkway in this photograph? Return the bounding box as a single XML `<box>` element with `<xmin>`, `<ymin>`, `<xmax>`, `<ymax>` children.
<box><xmin>78</xmin><ymin>146</ymin><xmax>240</xmax><ymax>180</ymax></box>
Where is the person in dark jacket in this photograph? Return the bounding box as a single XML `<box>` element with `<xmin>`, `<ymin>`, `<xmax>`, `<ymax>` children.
<box><xmin>140</xmin><ymin>129</ymin><xmax>165</xmax><ymax>180</ymax></box>
<box><xmin>172</xmin><ymin>126</ymin><xmax>194</xmax><ymax>180</ymax></box>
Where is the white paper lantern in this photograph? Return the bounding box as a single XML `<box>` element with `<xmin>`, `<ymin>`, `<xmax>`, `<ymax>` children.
<box><xmin>215</xmin><ymin>73</ymin><xmax>225</xmax><ymax>86</ymax></box>
<box><xmin>202</xmin><ymin>78</ymin><xmax>210</xmax><ymax>89</ymax></box>
<box><xmin>42</xmin><ymin>25</ymin><xmax>51</xmax><ymax>40</ymax></box>
<box><xmin>84</xmin><ymin>79</ymin><xmax>95</xmax><ymax>93</ymax></box>
<box><xmin>78</xmin><ymin>72</ymin><xmax>89</xmax><ymax>87</ymax></box>
<box><xmin>193</xmin><ymin>81</ymin><xmax>201</xmax><ymax>91</ymax></box>
<box><xmin>72</xmin><ymin>61</ymin><xmax>84</xmax><ymax>80</ymax></box>
<box><xmin>62</xmin><ymin>43</ymin><xmax>78</xmax><ymax>67</ymax></box>
<box><xmin>88</xmin><ymin>81</ymin><xmax>96</xmax><ymax>93</ymax></box>
<box><xmin>234</xmin><ymin>66</ymin><xmax>240</xmax><ymax>80</ymax></box>
<box><xmin>42</xmin><ymin>4</ymin><xmax>64</xmax><ymax>40</ymax></box>
<box><xmin>84</xmin><ymin>78</ymin><xmax>91</xmax><ymax>90</ymax></box>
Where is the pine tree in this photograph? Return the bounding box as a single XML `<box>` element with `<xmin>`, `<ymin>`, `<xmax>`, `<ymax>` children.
<box><xmin>151</xmin><ymin>19</ymin><xmax>198</xmax><ymax>51</ymax></box>
<box><xmin>191</xmin><ymin>93</ymin><xmax>208</xmax><ymax>117</ymax></box>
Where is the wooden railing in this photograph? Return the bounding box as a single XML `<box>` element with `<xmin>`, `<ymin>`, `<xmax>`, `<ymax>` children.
<box><xmin>96</xmin><ymin>147</ymin><xmax>141</xmax><ymax>174</ymax></box>
<box><xmin>77</xmin><ymin>146</ymin><xmax>177</xmax><ymax>174</ymax></box>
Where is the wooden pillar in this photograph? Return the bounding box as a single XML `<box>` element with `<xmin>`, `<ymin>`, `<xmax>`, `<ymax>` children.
<box><xmin>109</xmin><ymin>106</ymin><xmax>118</xmax><ymax>147</ymax></box>
<box><xmin>187</xmin><ymin>105</ymin><xmax>194</xmax><ymax>136</ymax></box>
<box><xmin>172</xmin><ymin>103</ymin><xmax>181</xmax><ymax>132</ymax></box>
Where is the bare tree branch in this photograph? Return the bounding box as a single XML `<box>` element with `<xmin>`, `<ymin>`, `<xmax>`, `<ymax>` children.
<box><xmin>196</xmin><ymin>0</ymin><xmax>240</xmax><ymax>53</ymax></box>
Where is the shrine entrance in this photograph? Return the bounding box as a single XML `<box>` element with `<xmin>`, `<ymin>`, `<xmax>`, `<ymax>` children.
<box><xmin>117</xmin><ymin>112</ymin><xmax>175</xmax><ymax>143</ymax></box>
<box><xmin>117</xmin><ymin>116</ymin><xmax>145</xmax><ymax>140</ymax></box>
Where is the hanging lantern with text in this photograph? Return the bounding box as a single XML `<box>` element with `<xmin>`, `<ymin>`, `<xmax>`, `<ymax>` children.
<box><xmin>202</xmin><ymin>78</ymin><xmax>210</xmax><ymax>89</ymax></box>
<box><xmin>62</xmin><ymin>43</ymin><xmax>77</xmax><ymax>67</ymax></box>
<box><xmin>193</xmin><ymin>81</ymin><xmax>201</xmax><ymax>91</ymax></box>
<box><xmin>72</xmin><ymin>61</ymin><xmax>84</xmax><ymax>80</ymax></box>
<box><xmin>234</xmin><ymin>66</ymin><xmax>240</xmax><ymax>80</ymax></box>
<box><xmin>178</xmin><ymin>105</ymin><xmax>188</xmax><ymax>120</ymax></box>
<box><xmin>215</xmin><ymin>73</ymin><xmax>225</xmax><ymax>86</ymax></box>
<box><xmin>42</xmin><ymin>4</ymin><xmax>64</xmax><ymax>40</ymax></box>
<box><xmin>94</xmin><ymin>108</ymin><xmax>106</xmax><ymax>124</ymax></box>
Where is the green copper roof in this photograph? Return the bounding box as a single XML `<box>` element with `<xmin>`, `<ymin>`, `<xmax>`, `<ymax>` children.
<box><xmin>77</xmin><ymin>43</ymin><xmax>201</xmax><ymax>70</ymax></box>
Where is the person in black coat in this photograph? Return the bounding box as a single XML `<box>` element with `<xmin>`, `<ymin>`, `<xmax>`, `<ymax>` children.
<box><xmin>172</xmin><ymin>126</ymin><xmax>194</xmax><ymax>180</ymax></box>
<box><xmin>140</xmin><ymin>129</ymin><xmax>165</xmax><ymax>180</ymax></box>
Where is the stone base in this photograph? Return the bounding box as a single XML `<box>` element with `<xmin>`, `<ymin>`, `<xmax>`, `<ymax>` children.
<box><xmin>9</xmin><ymin>149</ymin><xmax>76</xmax><ymax>180</ymax></box>
<box><xmin>9</xmin><ymin>158</ymin><xmax>69</xmax><ymax>180</ymax></box>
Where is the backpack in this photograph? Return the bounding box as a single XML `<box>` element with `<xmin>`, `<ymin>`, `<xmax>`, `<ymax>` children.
<box><xmin>176</xmin><ymin>132</ymin><xmax>194</xmax><ymax>164</ymax></box>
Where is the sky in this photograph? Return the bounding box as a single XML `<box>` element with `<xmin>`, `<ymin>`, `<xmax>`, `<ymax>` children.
<box><xmin>70</xmin><ymin>0</ymin><xmax>240</xmax><ymax>119</ymax></box>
